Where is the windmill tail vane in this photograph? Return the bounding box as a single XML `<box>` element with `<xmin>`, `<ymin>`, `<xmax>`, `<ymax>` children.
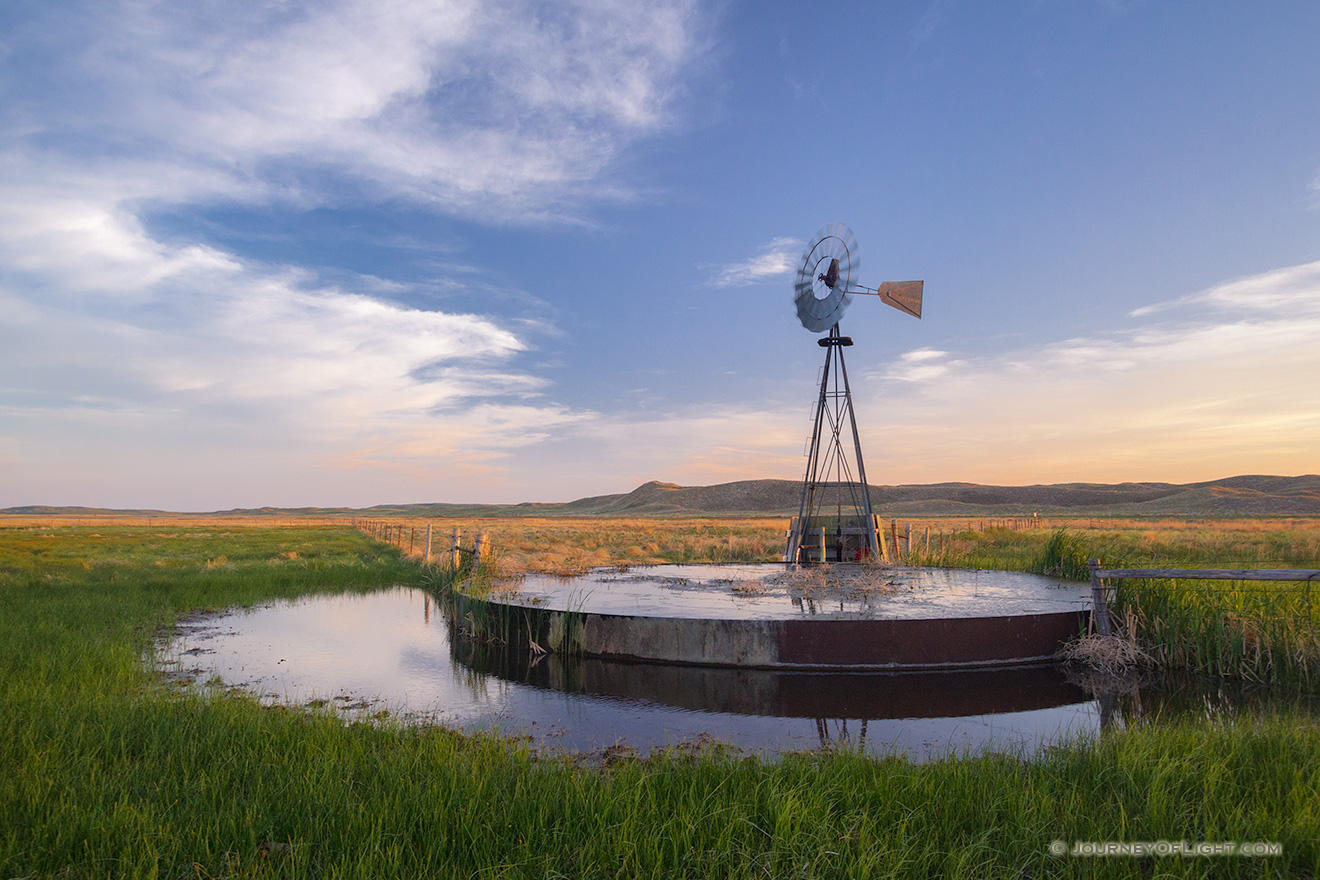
<box><xmin>850</xmin><ymin>280</ymin><xmax>924</xmax><ymax>319</ymax></box>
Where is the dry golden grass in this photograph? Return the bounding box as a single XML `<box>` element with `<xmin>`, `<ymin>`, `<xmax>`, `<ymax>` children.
<box><xmin>364</xmin><ymin>516</ymin><xmax>789</xmax><ymax>573</ymax></box>
<box><xmin>13</xmin><ymin>513</ymin><xmax>1318</xmax><ymax>574</ymax></box>
<box><xmin>0</xmin><ymin>513</ymin><xmax>346</xmax><ymax>530</ymax></box>
<box><xmin>360</xmin><ymin>514</ymin><xmax>1320</xmax><ymax>574</ymax></box>
<box><xmin>1057</xmin><ymin>633</ymin><xmax>1153</xmax><ymax>674</ymax></box>
<box><xmin>767</xmin><ymin>564</ymin><xmax>899</xmax><ymax>598</ymax></box>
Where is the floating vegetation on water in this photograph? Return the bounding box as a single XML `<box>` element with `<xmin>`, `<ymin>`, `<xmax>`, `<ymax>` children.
<box><xmin>728</xmin><ymin>577</ymin><xmax>768</xmax><ymax>597</ymax></box>
<box><xmin>768</xmin><ymin>564</ymin><xmax>901</xmax><ymax>601</ymax></box>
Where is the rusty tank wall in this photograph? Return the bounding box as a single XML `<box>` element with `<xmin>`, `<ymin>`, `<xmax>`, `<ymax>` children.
<box><xmin>448</xmin><ymin>592</ymin><xmax>1088</xmax><ymax>671</ymax></box>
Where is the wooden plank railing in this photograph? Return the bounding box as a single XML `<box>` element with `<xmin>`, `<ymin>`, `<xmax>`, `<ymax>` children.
<box><xmin>1087</xmin><ymin>559</ymin><xmax>1320</xmax><ymax>637</ymax></box>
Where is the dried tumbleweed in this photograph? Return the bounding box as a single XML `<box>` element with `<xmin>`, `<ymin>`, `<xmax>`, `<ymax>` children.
<box><xmin>1056</xmin><ymin>633</ymin><xmax>1152</xmax><ymax>674</ymax></box>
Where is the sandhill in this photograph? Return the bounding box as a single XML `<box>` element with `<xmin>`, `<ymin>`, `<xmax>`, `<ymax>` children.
<box><xmin>537</xmin><ymin>475</ymin><xmax>1320</xmax><ymax>517</ymax></box>
<box><xmin>351</xmin><ymin>474</ymin><xmax>1320</xmax><ymax>517</ymax></box>
<box><xmin>6</xmin><ymin>475</ymin><xmax>1318</xmax><ymax>518</ymax></box>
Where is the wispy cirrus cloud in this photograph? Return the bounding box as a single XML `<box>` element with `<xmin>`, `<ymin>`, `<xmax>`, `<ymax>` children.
<box><xmin>1130</xmin><ymin>260</ymin><xmax>1320</xmax><ymax>317</ymax></box>
<box><xmin>708</xmin><ymin>237</ymin><xmax>800</xmax><ymax>287</ymax></box>
<box><xmin>909</xmin><ymin>0</ymin><xmax>950</xmax><ymax>48</ymax></box>
<box><xmin>7</xmin><ymin>0</ymin><xmax>701</xmax><ymax>220</ymax></box>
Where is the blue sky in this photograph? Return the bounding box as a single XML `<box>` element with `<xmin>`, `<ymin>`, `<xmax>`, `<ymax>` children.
<box><xmin>2</xmin><ymin>0</ymin><xmax>1318</xmax><ymax>509</ymax></box>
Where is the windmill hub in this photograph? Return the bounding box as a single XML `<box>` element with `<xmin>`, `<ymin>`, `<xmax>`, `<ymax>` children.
<box><xmin>785</xmin><ymin>224</ymin><xmax>924</xmax><ymax>565</ymax></box>
<box><xmin>816</xmin><ymin>258</ymin><xmax>841</xmax><ymax>292</ymax></box>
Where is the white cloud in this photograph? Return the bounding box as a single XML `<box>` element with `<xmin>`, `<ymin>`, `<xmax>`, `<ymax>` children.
<box><xmin>0</xmin><ymin>0</ymin><xmax>704</xmax><ymax>507</ymax></box>
<box><xmin>26</xmin><ymin>0</ymin><xmax>701</xmax><ymax>221</ymax></box>
<box><xmin>1186</xmin><ymin>260</ymin><xmax>1320</xmax><ymax>313</ymax></box>
<box><xmin>886</xmin><ymin>347</ymin><xmax>959</xmax><ymax>382</ymax></box>
<box><xmin>708</xmin><ymin>237</ymin><xmax>801</xmax><ymax>288</ymax></box>
<box><xmin>0</xmin><ymin>242</ymin><xmax>597</xmax><ymax>507</ymax></box>
<box><xmin>1130</xmin><ymin>260</ymin><xmax>1320</xmax><ymax>317</ymax></box>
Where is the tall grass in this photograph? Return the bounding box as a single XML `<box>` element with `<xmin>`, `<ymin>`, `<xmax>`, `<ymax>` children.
<box><xmin>419</xmin><ymin>549</ymin><xmax>588</xmax><ymax>656</ymax></box>
<box><xmin>1112</xmin><ymin>577</ymin><xmax>1320</xmax><ymax>682</ymax></box>
<box><xmin>903</xmin><ymin>520</ymin><xmax>1320</xmax><ymax>574</ymax></box>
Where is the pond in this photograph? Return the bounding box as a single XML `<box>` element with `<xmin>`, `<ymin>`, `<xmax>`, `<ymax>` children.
<box><xmin>159</xmin><ymin>582</ymin><xmax>1319</xmax><ymax>761</ymax></box>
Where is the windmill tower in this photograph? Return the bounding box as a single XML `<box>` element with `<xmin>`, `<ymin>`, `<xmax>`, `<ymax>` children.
<box><xmin>784</xmin><ymin>224</ymin><xmax>923</xmax><ymax>564</ymax></box>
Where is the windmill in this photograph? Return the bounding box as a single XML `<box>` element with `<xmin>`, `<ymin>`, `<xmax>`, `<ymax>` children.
<box><xmin>785</xmin><ymin>223</ymin><xmax>923</xmax><ymax>564</ymax></box>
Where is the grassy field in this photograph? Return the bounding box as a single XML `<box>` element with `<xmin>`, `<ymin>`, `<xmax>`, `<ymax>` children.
<box><xmin>358</xmin><ymin>515</ymin><xmax>789</xmax><ymax>572</ymax></box>
<box><xmin>3</xmin><ymin>520</ymin><xmax>1319</xmax><ymax>878</ymax></box>
<box><xmin>351</xmin><ymin>514</ymin><xmax>1320</xmax><ymax>572</ymax></box>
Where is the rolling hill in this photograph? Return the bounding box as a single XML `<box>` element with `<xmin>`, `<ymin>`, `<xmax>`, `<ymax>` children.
<box><xmin>6</xmin><ymin>475</ymin><xmax>1318</xmax><ymax>518</ymax></box>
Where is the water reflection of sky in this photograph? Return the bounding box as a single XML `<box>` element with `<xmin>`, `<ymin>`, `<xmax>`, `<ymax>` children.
<box><xmin>507</xmin><ymin>564</ymin><xmax>1092</xmax><ymax>620</ymax></box>
<box><xmin>160</xmin><ymin>586</ymin><xmax>1100</xmax><ymax>761</ymax></box>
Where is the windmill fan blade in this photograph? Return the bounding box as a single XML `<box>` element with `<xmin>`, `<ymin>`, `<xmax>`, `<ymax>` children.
<box><xmin>876</xmin><ymin>280</ymin><xmax>923</xmax><ymax>319</ymax></box>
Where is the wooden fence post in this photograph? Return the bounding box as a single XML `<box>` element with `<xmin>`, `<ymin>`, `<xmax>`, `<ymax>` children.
<box><xmin>424</xmin><ymin>524</ymin><xmax>432</xmax><ymax>562</ymax></box>
<box><xmin>474</xmin><ymin>532</ymin><xmax>485</xmax><ymax>565</ymax></box>
<box><xmin>450</xmin><ymin>528</ymin><xmax>459</xmax><ymax>569</ymax></box>
<box><xmin>1089</xmin><ymin>558</ymin><xmax>1111</xmax><ymax>636</ymax></box>
<box><xmin>873</xmin><ymin>515</ymin><xmax>890</xmax><ymax>563</ymax></box>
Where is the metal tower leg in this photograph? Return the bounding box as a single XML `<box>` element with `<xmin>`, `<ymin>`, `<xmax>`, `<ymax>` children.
<box><xmin>837</xmin><ymin>338</ymin><xmax>881</xmax><ymax>560</ymax></box>
<box><xmin>786</xmin><ymin>324</ymin><xmax>881</xmax><ymax>564</ymax></box>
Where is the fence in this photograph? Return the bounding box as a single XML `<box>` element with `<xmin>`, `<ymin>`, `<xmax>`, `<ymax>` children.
<box><xmin>353</xmin><ymin>519</ymin><xmax>488</xmax><ymax>567</ymax></box>
<box><xmin>879</xmin><ymin>519</ymin><xmax>1048</xmax><ymax>563</ymax></box>
<box><xmin>787</xmin><ymin>518</ymin><xmax>1049</xmax><ymax>564</ymax></box>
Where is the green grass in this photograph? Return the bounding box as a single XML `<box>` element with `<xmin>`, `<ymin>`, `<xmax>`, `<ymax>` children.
<box><xmin>1112</xmin><ymin>577</ymin><xmax>1320</xmax><ymax>682</ymax></box>
<box><xmin>905</xmin><ymin>520</ymin><xmax>1320</xmax><ymax>573</ymax></box>
<box><xmin>3</xmin><ymin>523</ymin><xmax>1319</xmax><ymax>878</ymax></box>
